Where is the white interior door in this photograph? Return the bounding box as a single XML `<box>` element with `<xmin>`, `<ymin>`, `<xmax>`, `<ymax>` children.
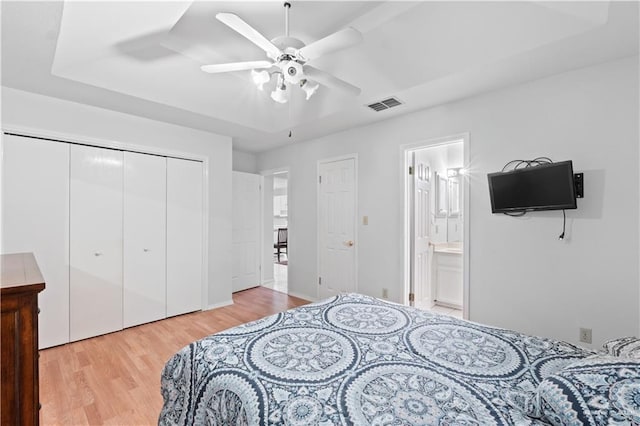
<box><xmin>318</xmin><ymin>158</ymin><xmax>356</xmax><ymax>299</ymax></box>
<box><xmin>232</xmin><ymin>171</ymin><xmax>261</xmax><ymax>292</ymax></box>
<box><xmin>123</xmin><ymin>152</ymin><xmax>167</xmax><ymax>328</ymax></box>
<box><xmin>166</xmin><ymin>158</ymin><xmax>203</xmax><ymax>317</ymax></box>
<box><xmin>70</xmin><ymin>145</ymin><xmax>123</xmax><ymax>341</ymax></box>
<box><xmin>1</xmin><ymin>134</ymin><xmax>70</xmax><ymax>348</ymax></box>
<box><xmin>411</xmin><ymin>151</ymin><xmax>432</xmax><ymax>307</ymax></box>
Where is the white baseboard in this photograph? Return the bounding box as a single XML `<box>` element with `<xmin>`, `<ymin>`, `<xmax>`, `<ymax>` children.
<box><xmin>286</xmin><ymin>290</ymin><xmax>318</xmax><ymax>302</ymax></box>
<box><xmin>261</xmin><ymin>280</ymin><xmax>275</xmax><ymax>289</ymax></box>
<box><xmin>257</xmin><ymin>282</ymin><xmax>317</xmax><ymax>303</ymax></box>
<box><xmin>206</xmin><ymin>299</ymin><xmax>234</xmax><ymax>311</ymax></box>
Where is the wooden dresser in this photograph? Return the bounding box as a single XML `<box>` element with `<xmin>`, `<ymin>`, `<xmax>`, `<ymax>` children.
<box><xmin>1</xmin><ymin>253</ymin><xmax>45</xmax><ymax>426</ymax></box>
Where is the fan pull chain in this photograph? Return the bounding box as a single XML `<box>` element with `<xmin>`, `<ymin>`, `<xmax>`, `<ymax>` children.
<box><xmin>288</xmin><ymin>86</ymin><xmax>293</xmax><ymax>138</ymax></box>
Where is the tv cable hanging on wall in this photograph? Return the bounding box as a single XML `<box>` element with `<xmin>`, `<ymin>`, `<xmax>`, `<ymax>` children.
<box><xmin>487</xmin><ymin>157</ymin><xmax>584</xmax><ymax>240</ymax></box>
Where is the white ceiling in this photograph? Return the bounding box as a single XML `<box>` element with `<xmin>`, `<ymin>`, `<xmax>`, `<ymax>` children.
<box><xmin>2</xmin><ymin>1</ymin><xmax>638</xmax><ymax>152</ymax></box>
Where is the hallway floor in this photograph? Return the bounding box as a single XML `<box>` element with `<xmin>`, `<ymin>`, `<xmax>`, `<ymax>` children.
<box><xmin>428</xmin><ymin>304</ymin><xmax>463</xmax><ymax>319</ymax></box>
<box><xmin>272</xmin><ymin>262</ymin><xmax>287</xmax><ymax>294</ymax></box>
<box><xmin>416</xmin><ymin>301</ymin><xmax>463</xmax><ymax>319</ymax></box>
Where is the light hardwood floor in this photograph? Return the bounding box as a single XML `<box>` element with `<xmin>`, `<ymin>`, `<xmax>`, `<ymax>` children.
<box><xmin>39</xmin><ymin>287</ymin><xmax>308</xmax><ymax>425</ymax></box>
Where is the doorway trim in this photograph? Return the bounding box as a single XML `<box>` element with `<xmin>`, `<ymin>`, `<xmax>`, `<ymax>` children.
<box><xmin>317</xmin><ymin>154</ymin><xmax>359</xmax><ymax>300</ymax></box>
<box><xmin>401</xmin><ymin>133</ymin><xmax>470</xmax><ymax>319</ymax></box>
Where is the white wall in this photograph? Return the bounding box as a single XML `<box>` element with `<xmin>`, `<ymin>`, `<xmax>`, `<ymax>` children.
<box><xmin>1</xmin><ymin>87</ymin><xmax>234</xmax><ymax>307</ymax></box>
<box><xmin>233</xmin><ymin>149</ymin><xmax>258</xmax><ymax>173</ymax></box>
<box><xmin>257</xmin><ymin>56</ymin><xmax>639</xmax><ymax>349</ymax></box>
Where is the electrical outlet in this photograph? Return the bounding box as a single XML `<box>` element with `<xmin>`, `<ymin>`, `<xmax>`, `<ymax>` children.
<box><xmin>579</xmin><ymin>328</ymin><xmax>592</xmax><ymax>344</ymax></box>
<box><xmin>382</xmin><ymin>288</ymin><xmax>388</xmax><ymax>299</ymax></box>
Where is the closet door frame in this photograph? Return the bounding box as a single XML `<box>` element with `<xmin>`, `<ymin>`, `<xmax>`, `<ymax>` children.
<box><xmin>2</xmin><ymin>125</ymin><xmax>210</xmax><ymax>312</ymax></box>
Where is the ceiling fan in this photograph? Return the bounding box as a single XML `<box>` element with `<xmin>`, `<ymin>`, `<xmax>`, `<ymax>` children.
<box><xmin>200</xmin><ymin>2</ymin><xmax>363</xmax><ymax>103</ymax></box>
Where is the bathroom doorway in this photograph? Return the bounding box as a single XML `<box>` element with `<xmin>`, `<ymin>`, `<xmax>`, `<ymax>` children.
<box><xmin>403</xmin><ymin>135</ymin><xmax>469</xmax><ymax>319</ymax></box>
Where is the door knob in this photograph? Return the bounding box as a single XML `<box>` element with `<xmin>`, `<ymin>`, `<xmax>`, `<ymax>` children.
<box><xmin>143</xmin><ymin>248</ymin><xmax>150</xmax><ymax>252</ymax></box>
<box><xmin>94</xmin><ymin>252</ymin><xmax>102</xmax><ymax>257</ymax></box>
<box><xmin>345</xmin><ymin>240</ymin><xmax>354</xmax><ymax>247</ymax></box>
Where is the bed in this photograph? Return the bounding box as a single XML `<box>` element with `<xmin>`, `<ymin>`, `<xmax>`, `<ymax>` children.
<box><xmin>159</xmin><ymin>293</ymin><xmax>639</xmax><ymax>425</ymax></box>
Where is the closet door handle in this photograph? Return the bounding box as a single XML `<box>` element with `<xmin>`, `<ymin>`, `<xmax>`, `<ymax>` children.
<box><xmin>143</xmin><ymin>248</ymin><xmax>150</xmax><ymax>252</ymax></box>
<box><xmin>94</xmin><ymin>252</ymin><xmax>103</xmax><ymax>257</ymax></box>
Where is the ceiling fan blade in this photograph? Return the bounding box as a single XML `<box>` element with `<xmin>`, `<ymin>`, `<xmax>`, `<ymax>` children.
<box><xmin>304</xmin><ymin>66</ymin><xmax>361</xmax><ymax>96</ymax></box>
<box><xmin>297</xmin><ymin>27</ymin><xmax>363</xmax><ymax>61</ymax></box>
<box><xmin>216</xmin><ymin>13</ymin><xmax>282</xmax><ymax>60</ymax></box>
<box><xmin>201</xmin><ymin>60</ymin><xmax>273</xmax><ymax>73</ymax></box>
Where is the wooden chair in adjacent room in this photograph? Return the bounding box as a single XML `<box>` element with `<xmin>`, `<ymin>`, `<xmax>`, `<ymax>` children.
<box><xmin>274</xmin><ymin>228</ymin><xmax>288</xmax><ymax>263</ymax></box>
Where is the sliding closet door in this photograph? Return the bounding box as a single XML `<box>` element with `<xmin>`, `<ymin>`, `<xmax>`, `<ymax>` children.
<box><xmin>1</xmin><ymin>135</ymin><xmax>70</xmax><ymax>348</ymax></box>
<box><xmin>166</xmin><ymin>158</ymin><xmax>203</xmax><ymax>317</ymax></box>
<box><xmin>123</xmin><ymin>152</ymin><xmax>167</xmax><ymax>327</ymax></box>
<box><xmin>70</xmin><ymin>145</ymin><xmax>123</xmax><ymax>341</ymax></box>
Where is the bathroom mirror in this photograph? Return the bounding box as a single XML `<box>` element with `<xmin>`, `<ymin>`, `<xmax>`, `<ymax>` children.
<box><xmin>415</xmin><ymin>141</ymin><xmax>464</xmax><ymax>245</ymax></box>
<box><xmin>446</xmin><ymin>168</ymin><xmax>463</xmax><ymax>242</ymax></box>
<box><xmin>435</xmin><ymin>172</ymin><xmax>448</xmax><ymax>217</ymax></box>
<box><xmin>448</xmin><ymin>178</ymin><xmax>460</xmax><ymax>217</ymax></box>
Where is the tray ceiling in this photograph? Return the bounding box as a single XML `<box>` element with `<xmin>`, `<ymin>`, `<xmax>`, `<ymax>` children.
<box><xmin>2</xmin><ymin>1</ymin><xmax>638</xmax><ymax>152</ymax></box>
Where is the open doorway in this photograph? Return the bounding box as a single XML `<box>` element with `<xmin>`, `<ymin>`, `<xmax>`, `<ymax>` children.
<box><xmin>272</xmin><ymin>172</ymin><xmax>288</xmax><ymax>292</ymax></box>
<box><xmin>261</xmin><ymin>169</ymin><xmax>289</xmax><ymax>294</ymax></box>
<box><xmin>403</xmin><ymin>135</ymin><xmax>469</xmax><ymax>319</ymax></box>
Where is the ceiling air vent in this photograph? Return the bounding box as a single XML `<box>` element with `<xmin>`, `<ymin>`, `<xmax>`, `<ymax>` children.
<box><xmin>366</xmin><ymin>97</ymin><xmax>403</xmax><ymax>112</ymax></box>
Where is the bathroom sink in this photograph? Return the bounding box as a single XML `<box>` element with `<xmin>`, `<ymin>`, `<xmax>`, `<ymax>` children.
<box><xmin>436</xmin><ymin>248</ymin><xmax>462</xmax><ymax>254</ymax></box>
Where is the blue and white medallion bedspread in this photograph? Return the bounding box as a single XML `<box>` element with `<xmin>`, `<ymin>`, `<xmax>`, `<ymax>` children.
<box><xmin>159</xmin><ymin>293</ymin><xmax>592</xmax><ymax>425</ymax></box>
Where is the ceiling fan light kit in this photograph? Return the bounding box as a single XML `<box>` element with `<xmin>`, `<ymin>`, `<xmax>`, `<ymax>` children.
<box><xmin>301</xmin><ymin>80</ymin><xmax>319</xmax><ymax>100</ymax></box>
<box><xmin>270</xmin><ymin>74</ymin><xmax>288</xmax><ymax>104</ymax></box>
<box><xmin>201</xmin><ymin>2</ymin><xmax>363</xmax><ymax>104</ymax></box>
<box><xmin>251</xmin><ymin>69</ymin><xmax>271</xmax><ymax>91</ymax></box>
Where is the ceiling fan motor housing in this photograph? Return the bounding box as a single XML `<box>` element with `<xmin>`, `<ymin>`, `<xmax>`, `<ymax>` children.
<box><xmin>282</xmin><ymin>60</ymin><xmax>304</xmax><ymax>84</ymax></box>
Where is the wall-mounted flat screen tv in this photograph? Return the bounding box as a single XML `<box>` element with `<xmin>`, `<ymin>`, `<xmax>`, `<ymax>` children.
<box><xmin>488</xmin><ymin>160</ymin><xmax>577</xmax><ymax>213</ymax></box>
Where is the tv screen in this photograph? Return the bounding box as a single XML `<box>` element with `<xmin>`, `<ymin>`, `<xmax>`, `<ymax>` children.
<box><xmin>488</xmin><ymin>161</ymin><xmax>577</xmax><ymax>213</ymax></box>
